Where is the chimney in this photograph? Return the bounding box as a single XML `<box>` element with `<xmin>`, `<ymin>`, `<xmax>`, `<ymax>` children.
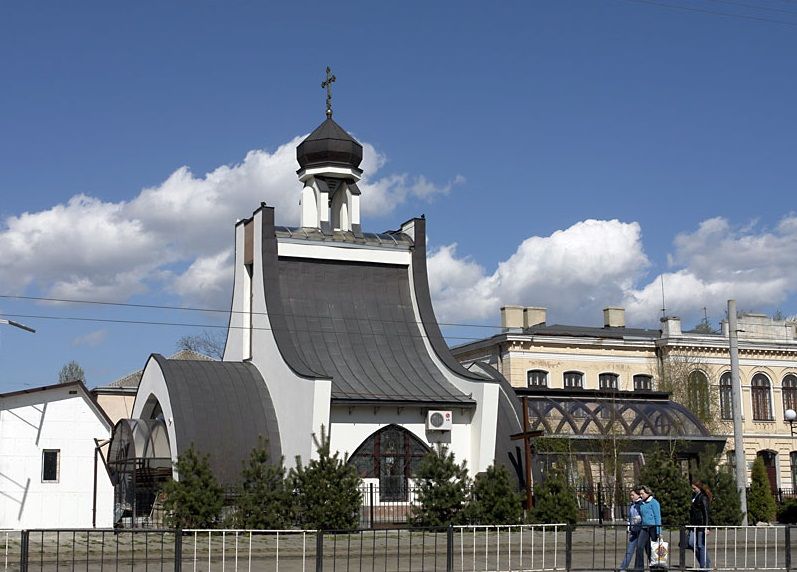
<box><xmin>524</xmin><ymin>307</ymin><xmax>546</xmax><ymax>328</ymax></box>
<box><xmin>661</xmin><ymin>316</ymin><xmax>682</xmax><ymax>337</ymax></box>
<box><xmin>501</xmin><ymin>306</ymin><xmax>524</xmax><ymax>330</ymax></box>
<box><xmin>603</xmin><ymin>307</ymin><xmax>625</xmax><ymax>328</ymax></box>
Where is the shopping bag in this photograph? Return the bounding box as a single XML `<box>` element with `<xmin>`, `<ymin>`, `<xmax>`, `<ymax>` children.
<box><xmin>650</xmin><ymin>539</ymin><xmax>669</xmax><ymax>569</ymax></box>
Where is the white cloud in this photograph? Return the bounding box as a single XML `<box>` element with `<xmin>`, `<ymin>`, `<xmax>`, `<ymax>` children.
<box><xmin>428</xmin><ymin>219</ymin><xmax>649</xmax><ymax>324</ymax></box>
<box><xmin>0</xmin><ymin>135</ymin><xmax>457</xmax><ymax>310</ymax></box>
<box><xmin>72</xmin><ymin>329</ymin><xmax>108</xmax><ymax>347</ymax></box>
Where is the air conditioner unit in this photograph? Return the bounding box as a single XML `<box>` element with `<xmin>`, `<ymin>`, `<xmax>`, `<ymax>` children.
<box><xmin>426</xmin><ymin>410</ymin><xmax>453</xmax><ymax>431</ymax></box>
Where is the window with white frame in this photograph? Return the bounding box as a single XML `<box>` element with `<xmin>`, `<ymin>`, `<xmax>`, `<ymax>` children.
<box><xmin>599</xmin><ymin>373</ymin><xmax>618</xmax><ymax>390</ymax></box>
<box><xmin>783</xmin><ymin>375</ymin><xmax>797</xmax><ymax>417</ymax></box>
<box><xmin>633</xmin><ymin>374</ymin><xmax>653</xmax><ymax>391</ymax></box>
<box><xmin>563</xmin><ymin>371</ymin><xmax>583</xmax><ymax>389</ymax></box>
<box><xmin>42</xmin><ymin>449</ymin><xmax>60</xmax><ymax>482</ymax></box>
<box><xmin>752</xmin><ymin>373</ymin><xmax>773</xmax><ymax>421</ymax></box>
<box><xmin>720</xmin><ymin>372</ymin><xmax>733</xmax><ymax>420</ymax></box>
<box><xmin>527</xmin><ymin>369</ymin><xmax>548</xmax><ymax>388</ymax></box>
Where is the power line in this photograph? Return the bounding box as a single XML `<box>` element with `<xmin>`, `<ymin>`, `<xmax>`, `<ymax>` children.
<box><xmin>622</xmin><ymin>0</ymin><xmax>797</xmax><ymax>26</ymax></box>
<box><xmin>0</xmin><ymin>312</ymin><xmax>492</xmax><ymax>343</ymax></box>
<box><xmin>0</xmin><ymin>293</ymin><xmax>504</xmax><ymax>331</ymax></box>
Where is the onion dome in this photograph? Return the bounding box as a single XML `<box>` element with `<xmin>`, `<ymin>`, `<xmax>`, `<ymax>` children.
<box><xmin>296</xmin><ymin>117</ymin><xmax>363</xmax><ymax>170</ymax></box>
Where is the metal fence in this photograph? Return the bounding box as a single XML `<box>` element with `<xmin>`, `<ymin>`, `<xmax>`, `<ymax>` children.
<box><xmin>12</xmin><ymin>524</ymin><xmax>797</xmax><ymax>571</ymax></box>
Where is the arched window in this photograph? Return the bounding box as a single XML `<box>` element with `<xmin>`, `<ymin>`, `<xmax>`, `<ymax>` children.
<box><xmin>791</xmin><ymin>452</ymin><xmax>797</xmax><ymax>489</ymax></box>
<box><xmin>752</xmin><ymin>373</ymin><xmax>773</xmax><ymax>421</ymax></box>
<box><xmin>633</xmin><ymin>374</ymin><xmax>653</xmax><ymax>391</ymax></box>
<box><xmin>349</xmin><ymin>425</ymin><xmax>430</xmax><ymax>501</ymax></box>
<box><xmin>527</xmin><ymin>369</ymin><xmax>548</xmax><ymax>388</ymax></box>
<box><xmin>720</xmin><ymin>372</ymin><xmax>733</xmax><ymax>420</ymax></box>
<box><xmin>687</xmin><ymin>370</ymin><xmax>710</xmax><ymax>420</ymax></box>
<box><xmin>563</xmin><ymin>371</ymin><xmax>583</xmax><ymax>389</ymax></box>
<box><xmin>599</xmin><ymin>373</ymin><xmax>618</xmax><ymax>390</ymax></box>
<box><xmin>783</xmin><ymin>375</ymin><xmax>797</xmax><ymax>417</ymax></box>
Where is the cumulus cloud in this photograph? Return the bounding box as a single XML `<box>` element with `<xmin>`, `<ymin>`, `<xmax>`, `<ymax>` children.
<box><xmin>0</xmin><ymin>135</ymin><xmax>458</xmax><ymax>309</ymax></box>
<box><xmin>428</xmin><ymin>220</ymin><xmax>650</xmax><ymax>324</ymax></box>
<box><xmin>623</xmin><ymin>216</ymin><xmax>797</xmax><ymax>325</ymax></box>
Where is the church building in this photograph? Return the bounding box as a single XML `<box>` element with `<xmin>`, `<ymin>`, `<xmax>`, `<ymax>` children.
<box><xmin>107</xmin><ymin>100</ymin><xmax>523</xmax><ymax>522</ymax></box>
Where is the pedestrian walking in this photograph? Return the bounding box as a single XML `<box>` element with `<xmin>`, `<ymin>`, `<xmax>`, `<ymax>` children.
<box><xmin>633</xmin><ymin>485</ymin><xmax>662</xmax><ymax>571</ymax></box>
<box><xmin>689</xmin><ymin>480</ymin><xmax>712</xmax><ymax>570</ymax></box>
<box><xmin>619</xmin><ymin>488</ymin><xmax>643</xmax><ymax>571</ymax></box>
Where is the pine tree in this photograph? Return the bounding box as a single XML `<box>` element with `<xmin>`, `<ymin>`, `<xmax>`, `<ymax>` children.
<box><xmin>466</xmin><ymin>464</ymin><xmax>523</xmax><ymax>525</ymax></box>
<box><xmin>233</xmin><ymin>438</ymin><xmax>293</xmax><ymax>529</ymax></box>
<box><xmin>291</xmin><ymin>426</ymin><xmax>362</xmax><ymax>530</ymax></box>
<box><xmin>747</xmin><ymin>456</ymin><xmax>776</xmax><ymax>523</ymax></box>
<box><xmin>527</xmin><ymin>466</ymin><xmax>578</xmax><ymax>525</ymax></box>
<box><xmin>711</xmin><ymin>468</ymin><xmax>743</xmax><ymax>526</ymax></box>
<box><xmin>639</xmin><ymin>449</ymin><xmax>692</xmax><ymax>526</ymax></box>
<box><xmin>161</xmin><ymin>445</ymin><xmax>224</xmax><ymax>529</ymax></box>
<box><xmin>410</xmin><ymin>448</ymin><xmax>470</xmax><ymax>527</ymax></box>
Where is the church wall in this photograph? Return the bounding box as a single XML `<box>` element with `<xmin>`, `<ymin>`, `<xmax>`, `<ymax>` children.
<box><xmin>133</xmin><ymin>358</ymin><xmax>179</xmax><ymax>478</ymax></box>
<box><xmin>329</xmin><ymin>405</ymin><xmax>474</xmax><ymax>466</ymax></box>
<box><xmin>0</xmin><ymin>386</ymin><xmax>113</xmax><ymax>528</ymax></box>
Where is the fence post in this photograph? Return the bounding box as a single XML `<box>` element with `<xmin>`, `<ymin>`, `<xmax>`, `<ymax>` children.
<box><xmin>174</xmin><ymin>529</ymin><xmax>182</xmax><ymax>572</ymax></box>
<box><xmin>597</xmin><ymin>484</ymin><xmax>604</xmax><ymax>526</ymax></box>
<box><xmin>446</xmin><ymin>525</ymin><xmax>454</xmax><ymax>572</ymax></box>
<box><xmin>19</xmin><ymin>530</ymin><xmax>29</xmax><ymax>572</ymax></box>
<box><xmin>369</xmin><ymin>483</ymin><xmax>375</xmax><ymax>530</ymax></box>
<box><xmin>316</xmin><ymin>530</ymin><xmax>324</xmax><ymax>572</ymax></box>
<box><xmin>565</xmin><ymin>525</ymin><xmax>573</xmax><ymax>571</ymax></box>
<box><xmin>678</xmin><ymin>527</ymin><xmax>687</xmax><ymax>572</ymax></box>
<box><xmin>786</xmin><ymin>525</ymin><xmax>792</xmax><ymax>571</ymax></box>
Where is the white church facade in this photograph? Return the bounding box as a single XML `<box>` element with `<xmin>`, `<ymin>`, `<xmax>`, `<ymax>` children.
<box><xmin>107</xmin><ymin>109</ymin><xmax>523</xmax><ymax>520</ymax></box>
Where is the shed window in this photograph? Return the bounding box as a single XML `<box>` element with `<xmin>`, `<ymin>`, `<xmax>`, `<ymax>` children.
<box><xmin>527</xmin><ymin>370</ymin><xmax>548</xmax><ymax>388</ymax></box>
<box><xmin>599</xmin><ymin>373</ymin><xmax>618</xmax><ymax>390</ymax></box>
<box><xmin>42</xmin><ymin>450</ymin><xmax>60</xmax><ymax>482</ymax></box>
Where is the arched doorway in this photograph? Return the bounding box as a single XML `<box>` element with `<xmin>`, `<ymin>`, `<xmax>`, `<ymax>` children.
<box><xmin>348</xmin><ymin>425</ymin><xmax>430</xmax><ymax>502</ymax></box>
<box><xmin>757</xmin><ymin>450</ymin><xmax>778</xmax><ymax>494</ymax></box>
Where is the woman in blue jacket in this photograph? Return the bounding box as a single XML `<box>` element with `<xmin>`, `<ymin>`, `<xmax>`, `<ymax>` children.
<box><xmin>619</xmin><ymin>488</ymin><xmax>643</xmax><ymax>571</ymax></box>
<box><xmin>633</xmin><ymin>485</ymin><xmax>662</xmax><ymax>570</ymax></box>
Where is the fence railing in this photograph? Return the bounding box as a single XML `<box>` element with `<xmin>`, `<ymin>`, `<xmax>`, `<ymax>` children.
<box><xmin>13</xmin><ymin>524</ymin><xmax>797</xmax><ymax>571</ymax></box>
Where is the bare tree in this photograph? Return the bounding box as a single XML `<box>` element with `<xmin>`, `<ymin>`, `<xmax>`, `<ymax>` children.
<box><xmin>657</xmin><ymin>349</ymin><xmax>724</xmax><ymax>433</ymax></box>
<box><xmin>58</xmin><ymin>360</ymin><xmax>85</xmax><ymax>384</ymax></box>
<box><xmin>176</xmin><ymin>329</ymin><xmax>225</xmax><ymax>360</ymax></box>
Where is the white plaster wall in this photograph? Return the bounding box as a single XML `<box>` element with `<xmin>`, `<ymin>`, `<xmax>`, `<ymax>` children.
<box><xmin>223</xmin><ymin>222</ymin><xmax>247</xmax><ymax>362</ymax></box>
<box><xmin>329</xmin><ymin>405</ymin><xmax>474</xmax><ymax>466</ymax></box>
<box><xmin>0</xmin><ymin>388</ymin><xmax>113</xmax><ymax>529</ymax></box>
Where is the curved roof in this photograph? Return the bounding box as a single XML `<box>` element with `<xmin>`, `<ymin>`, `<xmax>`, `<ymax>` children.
<box><xmin>271</xmin><ymin>258</ymin><xmax>474</xmax><ymax>406</ymax></box>
<box><xmin>108</xmin><ymin>418</ymin><xmax>171</xmax><ymax>466</ymax></box>
<box><xmin>152</xmin><ymin>355</ymin><xmax>281</xmax><ymax>485</ymax></box>
<box><xmin>525</xmin><ymin>393</ymin><xmax>712</xmax><ymax>439</ymax></box>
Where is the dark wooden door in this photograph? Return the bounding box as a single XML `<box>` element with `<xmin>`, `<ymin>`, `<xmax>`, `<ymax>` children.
<box><xmin>758</xmin><ymin>451</ymin><xmax>778</xmax><ymax>494</ymax></box>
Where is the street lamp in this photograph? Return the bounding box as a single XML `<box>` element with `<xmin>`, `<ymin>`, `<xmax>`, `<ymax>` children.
<box><xmin>786</xmin><ymin>409</ymin><xmax>797</xmax><ymax>437</ymax></box>
<box><xmin>0</xmin><ymin>318</ymin><xmax>36</xmax><ymax>333</ymax></box>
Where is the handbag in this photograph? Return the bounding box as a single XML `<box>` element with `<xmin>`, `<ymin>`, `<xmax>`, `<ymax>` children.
<box><xmin>650</xmin><ymin>539</ymin><xmax>669</xmax><ymax>568</ymax></box>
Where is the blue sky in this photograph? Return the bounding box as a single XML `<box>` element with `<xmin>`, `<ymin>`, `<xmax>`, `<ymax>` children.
<box><xmin>1</xmin><ymin>1</ymin><xmax>796</xmax><ymax>391</ymax></box>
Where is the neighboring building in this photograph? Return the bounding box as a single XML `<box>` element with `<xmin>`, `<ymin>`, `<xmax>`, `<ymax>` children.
<box><xmin>0</xmin><ymin>382</ymin><xmax>114</xmax><ymax>528</ymax></box>
<box><xmin>452</xmin><ymin>305</ymin><xmax>797</xmax><ymax>492</ymax></box>
<box><xmin>106</xmin><ymin>109</ymin><xmax>522</xmax><ymax>524</ymax></box>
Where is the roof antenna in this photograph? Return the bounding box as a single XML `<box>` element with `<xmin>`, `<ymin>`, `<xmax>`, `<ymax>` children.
<box><xmin>660</xmin><ymin>274</ymin><xmax>667</xmax><ymax>319</ymax></box>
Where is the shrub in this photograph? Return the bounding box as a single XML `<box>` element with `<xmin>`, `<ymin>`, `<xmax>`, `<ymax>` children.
<box><xmin>638</xmin><ymin>449</ymin><xmax>692</xmax><ymax>526</ymax></box>
<box><xmin>710</xmin><ymin>467</ymin><xmax>743</xmax><ymax>526</ymax></box>
<box><xmin>232</xmin><ymin>438</ymin><xmax>293</xmax><ymax>529</ymax></box>
<box><xmin>410</xmin><ymin>448</ymin><xmax>470</xmax><ymax>527</ymax></box>
<box><xmin>527</xmin><ymin>467</ymin><xmax>578</xmax><ymax>525</ymax></box>
<box><xmin>466</xmin><ymin>464</ymin><xmax>523</xmax><ymax>524</ymax></box>
<box><xmin>747</xmin><ymin>456</ymin><xmax>776</xmax><ymax>523</ymax></box>
<box><xmin>161</xmin><ymin>445</ymin><xmax>224</xmax><ymax>529</ymax></box>
<box><xmin>291</xmin><ymin>426</ymin><xmax>362</xmax><ymax>530</ymax></box>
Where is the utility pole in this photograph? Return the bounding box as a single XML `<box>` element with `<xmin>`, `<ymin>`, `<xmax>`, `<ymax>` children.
<box><xmin>728</xmin><ymin>300</ymin><xmax>748</xmax><ymax>525</ymax></box>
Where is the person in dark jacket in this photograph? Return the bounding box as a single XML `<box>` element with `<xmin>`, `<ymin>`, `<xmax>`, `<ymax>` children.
<box><xmin>689</xmin><ymin>480</ymin><xmax>712</xmax><ymax>570</ymax></box>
